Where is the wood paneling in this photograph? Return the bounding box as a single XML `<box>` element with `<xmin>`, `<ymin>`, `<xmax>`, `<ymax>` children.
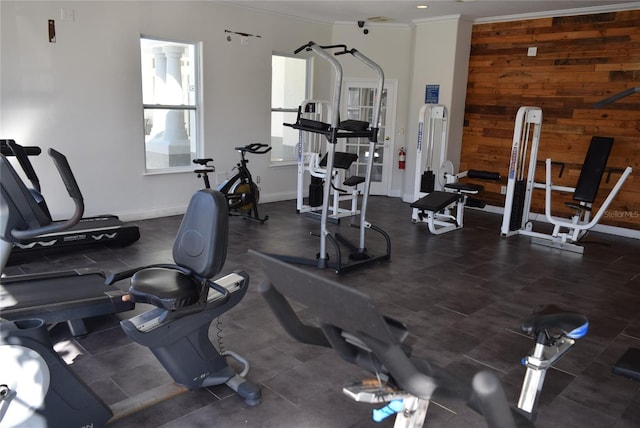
<box><xmin>461</xmin><ymin>10</ymin><xmax>640</xmax><ymax>230</ymax></box>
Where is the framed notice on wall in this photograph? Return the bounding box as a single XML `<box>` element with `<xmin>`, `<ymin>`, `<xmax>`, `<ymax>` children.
<box><xmin>425</xmin><ymin>85</ymin><xmax>439</xmax><ymax>104</ymax></box>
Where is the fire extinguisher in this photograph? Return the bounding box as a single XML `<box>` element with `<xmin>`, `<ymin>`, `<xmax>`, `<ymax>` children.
<box><xmin>398</xmin><ymin>147</ymin><xmax>406</xmax><ymax>170</ymax></box>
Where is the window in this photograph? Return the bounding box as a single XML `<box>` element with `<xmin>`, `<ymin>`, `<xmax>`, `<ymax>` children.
<box><xmin>140</xmin><ymin>37</ymin><xmax>200</xmax><ymax>172</ymax></box>
<box><xmin>271</xmin><ymin>54</ymin><xmax>310</xmax><ymax>163</ymax></box>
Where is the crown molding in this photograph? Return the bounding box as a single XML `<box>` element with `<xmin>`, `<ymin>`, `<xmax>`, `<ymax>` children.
<box><xmin>474</xmin><ymin>2</ymin><xmax>640</xmax><ymax>24</ymax></box>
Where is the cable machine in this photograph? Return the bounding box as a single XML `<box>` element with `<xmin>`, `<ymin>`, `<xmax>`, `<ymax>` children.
<box><xmin>410</xmin><ymin>105</ymin><xmax>499</xmax><ymax>234</ymax></box>
<box><xmin>273</xmin><ymin>41</ymin><xmax>390</xmax><ymax>273</ymax></box>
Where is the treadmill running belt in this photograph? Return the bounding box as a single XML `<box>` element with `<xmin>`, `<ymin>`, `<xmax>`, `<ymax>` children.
<box><xmin>1</xmin><ymin>272</ymin><xmax>134</xmax><ymax>324</ymax></box>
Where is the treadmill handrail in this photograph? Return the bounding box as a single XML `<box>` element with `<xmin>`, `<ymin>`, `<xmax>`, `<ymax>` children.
<box><xmin>6</xmin><ymin>140</ymin><xmax>43</xmax><ymax>192</ymax></box>
<box><xmin>11</xmin><ymin>148</ymin><xmax>85</xmax><ymax>240</ymax></box>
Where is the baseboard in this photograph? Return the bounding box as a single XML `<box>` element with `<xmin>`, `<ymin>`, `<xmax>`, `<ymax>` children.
<box><xmin>109</xmin><ymin>191</ymin><xmax>298</xmax><ymax>222</ymax></box>
<box><xmin>480</xmin><ymin>204</ymin><xmax>640</xmax><ymax>240</ymax></box>
<box><xmin>112</xmin><ymin>205</ymin><xmax>189</xmax><ymax>222</ymax></box>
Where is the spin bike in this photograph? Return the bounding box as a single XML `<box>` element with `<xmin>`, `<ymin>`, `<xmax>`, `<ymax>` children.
<box><xmin>193</xmin><ymin>143</ymin><xmax>271</xmax><ymax>223</ymax></box>
<box><xmin>253</xmin><ymin>249</ymin><xmax>590</xmax><ymax>427</ymax></box>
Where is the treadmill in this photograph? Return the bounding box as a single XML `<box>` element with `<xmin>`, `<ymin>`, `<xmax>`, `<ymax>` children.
<box><xmin>1</xmin><ymin>139</ymin><xmax>139</xmax><ymax>262</ymax></box>
<box><xmin>0</xmin><ymin>148</ymin><xmax>134</xmax><ymax>336</ymax></box>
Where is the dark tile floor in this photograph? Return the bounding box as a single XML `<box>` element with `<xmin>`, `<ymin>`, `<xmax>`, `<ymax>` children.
<box><xmin>6</xmin><ymin>196</ymin><xmax>640</xmax><ymax>427</ymax></box>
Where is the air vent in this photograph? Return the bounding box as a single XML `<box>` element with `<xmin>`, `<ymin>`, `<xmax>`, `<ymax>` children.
<box><xmin>366</xmin><ymin>16</ymin><xmax>394</xmax><ymax>23</ymax></box>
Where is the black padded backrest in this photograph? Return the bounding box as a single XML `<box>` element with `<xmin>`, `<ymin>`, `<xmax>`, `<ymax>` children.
<box><xmin>0</xmin><ymin>154</ymin><xmax>52</xmax><ymax>242</ymax></box>
<box><xmin>251</xmin><ymin>249</ymin><xmax>398</xmax><ymax>347</ymax></box>
<box><xmin>173</xmin><ymin>189</ymin><xmax>229</xmax><ymax>278</ymax></box>
<box><xmin>573</xmin><ymin>136</ymin><xmax>614</xmax><ymax>203</ymax></box>
<box><xmin>319</xmin><ymin>152</ymin><xmax>358</xmax><ymax>169</ymax></box>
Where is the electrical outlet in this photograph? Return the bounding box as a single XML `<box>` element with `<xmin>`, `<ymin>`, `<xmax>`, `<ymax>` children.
<box><xmin>60</xmin><ymin>8</ymin><xmax>75</xmax><ymax>21</ymax></box>
<box><xmin>501</xmin><ymin>185</ymin><xmax>507</xmax><ymax>195</ymax></box>
<box><xmin>256</xmin><ymin>175</ymin><xmax>260</xmax><ymax>184</ymax></box>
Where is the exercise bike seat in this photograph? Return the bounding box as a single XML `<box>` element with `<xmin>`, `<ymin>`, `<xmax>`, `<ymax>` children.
<box><xmin>125</xmin><ymin>190</ymin><xmax>230</xmax><ymax>311</ymax></box>
<box><xmin>130</xmin><ymin>268</ymin><xmax>203</xmax><ymax>310</ymax></box>
<box><xmin>193</xmin><ymin>158</ymin><xmax>213</xmax><ymax>166</ymax></box>
<box><xmin>521</xmin><ymin>305</ymin><xmax>588</xmax><ymax>340</ymax></box>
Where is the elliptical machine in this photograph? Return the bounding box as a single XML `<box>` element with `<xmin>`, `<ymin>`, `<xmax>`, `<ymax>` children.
<box><xmin>0</xmin><ymin>148</ymin><xmax>261</xmax><ymax>427</ymax></box>
<box><xmin>193</xmin><ymin>143</ymin><xmax>271</xmax><ymax>223</ymax></box>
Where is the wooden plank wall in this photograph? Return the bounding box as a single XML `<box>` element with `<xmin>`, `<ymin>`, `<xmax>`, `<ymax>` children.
<box><xmin>461</xmin><ymin>10</ymin><xmax>639</xmax><ymax>230</ymax></box>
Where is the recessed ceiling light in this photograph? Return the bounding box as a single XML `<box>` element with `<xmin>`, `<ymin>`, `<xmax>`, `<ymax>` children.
<box><xmin>417</xmin><ymin>5</ymin><xmax>428</xmax><ymax>9</ymax></box>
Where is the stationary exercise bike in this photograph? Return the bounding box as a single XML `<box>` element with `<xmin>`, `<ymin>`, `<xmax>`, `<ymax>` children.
<box><xmin>193</xmin><ymin>143</ymin><xmax>271</xmax><ymax>223</ymax></box>
<box><xmin>0</xmin><ymin>148</ymin><xmax>261</xmax><ymax>427</ymax></box>
<box><xmin>252</xmin><ymin>249</ymin><xmax>589</xmax><ymax>427</ymax></box>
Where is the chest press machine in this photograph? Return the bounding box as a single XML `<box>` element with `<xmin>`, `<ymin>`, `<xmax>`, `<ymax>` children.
<box><xmin>500</xmin><ymin>106</ymin><xmax>633</xmax><ymax>254</ymax></box>
<box><xmin>410</xmin><ymin>104</ymin><xmax>500</xmax><ymax>235</ymax></box>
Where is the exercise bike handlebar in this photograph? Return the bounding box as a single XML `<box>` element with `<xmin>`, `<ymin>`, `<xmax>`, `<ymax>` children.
<box><xmin>234</xmin><ymin>143</ymin><xmax>272</xmax><ymax>155</ymax></box>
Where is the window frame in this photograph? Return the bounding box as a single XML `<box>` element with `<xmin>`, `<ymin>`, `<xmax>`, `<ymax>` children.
<box><xmin>140</xmin><ymin>35</ymin><xmax>203</xmax><ymax>174</ymax></box>
<box><xmin>270</xmin><ymin>52</ymin><xmax>312</xmax><ymax>165</ymax></box>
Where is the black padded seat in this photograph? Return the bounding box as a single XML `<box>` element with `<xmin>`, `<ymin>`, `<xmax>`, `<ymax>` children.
<box><xmin>339</xmin><ymin>119</ymin><xmax>369</xmax><ymax>132</ymax></box>
<box><xmin>565</xmin><ymin>202</ymin><xmax>592</xmax><ymax>213</ymax></box>
<box><xmin>410</xmin><ymin>191</ymin><xmax>459</xmax><ymax>212</ymax></box>
<box><xmin>298</xmin><ymin>118</ymin><xmax>330</xmax><ymax>132</ymax></box>
<box><xmin>344</xmin><ymin>176</ymin><xmax>365</xmax><ymax>187</ymax></box>
<box><xmin>444</xmin><ymin>182</ymin><xmax>483</xmax><ymax>193</ymax></box>
<box><xmin>130</xmin><ymin>267</ymin><xmax>202</xmax><ymax>310</ymax></box>
<box><xmin>320</xmin><ymin>152</ymin><xmax>358</xmax><ymax>169</ymax></box>
<box><xmin>125</xmin><ymin>189</ymin><xmax>229</xmax><ymax>311</ymax></box>
<box><xmin>521</xmin><ymin>305</ymin><xmax>588</xmax><ymax>339</ymax></box>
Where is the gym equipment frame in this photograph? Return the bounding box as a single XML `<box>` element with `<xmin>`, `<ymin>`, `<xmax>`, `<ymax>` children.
<box><xmin>252</xmin><ymin>249</ymin><xmax>589</xmax><ymax>427</ymax></box>
<box><xmin>500</xmin><ymin>106</ymin><xmax>632</xmax><ymax>254</ymax></box>
<box><xmin>272</xmin><ymin>41</ymin><xmax>390</xmax><ymax>273</ymax></box>
<box><xmin>295</xmin><ymin>100</ymin><xmax>363</xmax><ymax>222</ymax></box>
<box><xmin>1</xmin><ymin>139</ymin><xmax>139</xmax><ymax>263</ymax></box>
<box><xmin>410</xmin><ymin>105</ymin><xmax>500</xmax><ymax>235</ymax></box>
<box><xmin>1</xmin><ymin>149</ymin><xmax>134</xmax><ymax>336</ymax></box>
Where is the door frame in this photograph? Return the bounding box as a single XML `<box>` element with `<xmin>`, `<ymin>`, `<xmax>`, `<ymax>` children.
<box><xmin>341</xmin><ymin>78</ymin><xmax>397</xmax><ymax>196</ymax></box>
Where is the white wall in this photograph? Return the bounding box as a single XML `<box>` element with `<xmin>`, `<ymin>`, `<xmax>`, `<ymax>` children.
<box><xmin>0</xmin><ymin>1</ymin><xmax>472</xmax><ymax>221</ymax></box>
<box><xmin>329</xmin><ymin>18</ymin><xmax>471</xmax><ymax>202</ymax></box>
<box><xmin>404</xmin><ymin>16</ymin><xmax>473</xmax><ymax>202</ymax></box>
<box><xmin>0</xmin><ymin>1</ymin><xmax>332</xmax><ymax>220</ymax></box>
<box><xmin>331</xmin><ymin>23</ymin><xmax>413</xmax><ymax>198</ymax></box>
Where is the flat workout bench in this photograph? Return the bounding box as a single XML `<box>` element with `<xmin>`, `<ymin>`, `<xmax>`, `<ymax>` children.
<box><xmin>411</xmin><ymin>182</ymin><xmax>484</xmax><ymax>235</ymax></box>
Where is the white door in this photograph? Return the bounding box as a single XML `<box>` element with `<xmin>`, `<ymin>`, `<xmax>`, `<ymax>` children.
<box><xmin>341</xmin><ymin>79</ymin><xmax>397</xmax><ymax>195</ymax></box>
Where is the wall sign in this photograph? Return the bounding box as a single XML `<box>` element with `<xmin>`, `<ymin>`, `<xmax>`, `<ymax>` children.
<box><xmin>425</xmin><ymin>85</ymin><xmax>439</xmax><ymax>104</ymax></box>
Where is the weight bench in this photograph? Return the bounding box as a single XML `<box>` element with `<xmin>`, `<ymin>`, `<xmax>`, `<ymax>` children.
<box><xmin>411</xmin><ymin>182</ymin><xmax>483</xmax><ymax>235</ymax></box>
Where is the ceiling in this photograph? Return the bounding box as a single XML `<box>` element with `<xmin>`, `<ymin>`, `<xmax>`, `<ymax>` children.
<box><xmin>218</xmin><ymin>0</ymin><xmax>640</xmax><ymax>25</ymax></box>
